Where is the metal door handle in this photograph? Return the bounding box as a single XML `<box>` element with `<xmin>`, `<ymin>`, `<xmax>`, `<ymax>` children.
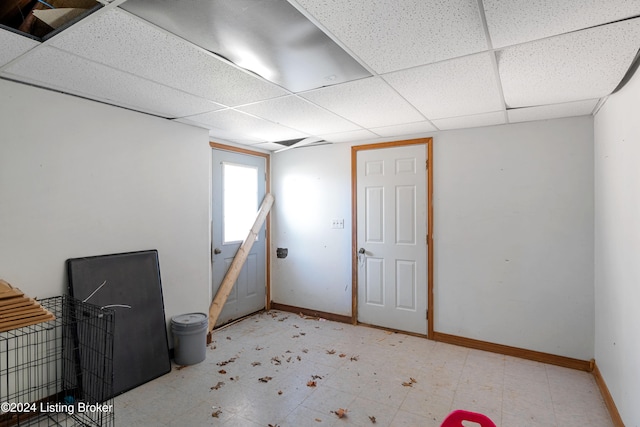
<box><xmin>358</xmin><ymin>248</ymin><xmax>366</xmax><ymax>254</ymax></box>
<box><xmin>214</xmin><ymin>248</ymin><xmax>222</xmax><ymax>255</ymax></box>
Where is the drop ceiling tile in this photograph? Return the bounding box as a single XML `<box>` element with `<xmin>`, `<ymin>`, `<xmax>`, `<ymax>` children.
<box><xmin>508</xmin><ymin>99</ymin><xmax>598</xmax><ymax>123</ymax></box>
<box><xmin>3</xmin><ymin>47</ymin><xmax>223</xmax><ymax>118</ymax></box>
<box><xmin>318</xmin><ymin>129</ymin><xmax>378</xmax><ymax>143</ymax></box>
<box><xmin>251</xmin><ymin>142</ymin><xmax>290</xmax><ymax>152</ymax></box>
<box><xmin>183</xmin><ymin>109</ymin><xmax>308</xmax><ymax>142</ymax></box>
<box><xmin>431</xmin><ymin>111</ymin><xmax>506</xmax><ymax>130</ymax></box>
<box><xmin>292</xmin><ymin>0</ymin><xmax>487</xmax><ymax>73</ymax></box>
<box><xmin>238</xmin><ymin>96</ymin><xmax>360</xmax><ymax>135</ymax></box>
<box><xmin>498</xmin><ymin>18</ymin><xmax>640</xmax><ymax>108</ymax></box>
<box><xmin>384</xmin><ymin>52</ymin><xmax>504</xmax><ymax>120</ymax></box>
<box><xmin>300</xmin><ymin>77</ymin><xmax>424</xmax><ymax>128</ymax></box>
<box><xmin>484</xmin><ymin>0</ymin><xmax>640</xmax><ymax>48</ymax></box>
<box><xmin>0</xmin><ymin>29</ymin><xmax>39</xmax><ymax>67</ymax></box>
<box><xmin>370</xmin><ymin>121</ymin><xmax>437</xmax><ymax>137</ymax></box>
<box><xmin>49</xmin><ymin>9</ymin><xmax>288</xmax><ymax>106</ymax></box>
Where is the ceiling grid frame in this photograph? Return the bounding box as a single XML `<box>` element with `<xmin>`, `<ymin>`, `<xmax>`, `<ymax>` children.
<box><xmin>1</xmin><ymin>0</ymin><xmax>639</xmax><ymax>148</ymax></box>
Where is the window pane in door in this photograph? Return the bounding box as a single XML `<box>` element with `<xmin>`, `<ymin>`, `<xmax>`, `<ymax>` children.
<box><xmin>223</xmin><ymin>163</ymin><xmax>258</xmax><ymax>243</ymax></box>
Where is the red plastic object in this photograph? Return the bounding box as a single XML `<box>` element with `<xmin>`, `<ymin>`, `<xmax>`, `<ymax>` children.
<box><xmin>440</xmin><ymin>409</ymin><xmax>497</xmax><ymax>427</ymax></box>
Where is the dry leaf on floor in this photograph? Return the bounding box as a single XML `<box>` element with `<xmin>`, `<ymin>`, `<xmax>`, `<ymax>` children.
<box><xmin>278</xmin><ymin>390</ymin><xmax>283</xmax><ymax>395</ymax></box>
<box><xmin>315</xmin><ymin>418</ymin><xmax>322</xmax><ymax>422</ymax></box>
<box><xmin>218</xmin><ymin>369</ymin><xmax>226</xmax><ymax>374</ymax></box>
<box><xmin>369</xmin><ymin>415</ymin><xmax>377</xmax><ymax>423</ymax></box>
<box><xmin>175</xmin><ymin>365</ymin><xmax>187</xmax><ymax>370</ymax></box>
<box><xmin>297</xmin><ymin>355</ymin><xmax>302</xmax><ymax>361</ymax></box>
<box><xmin>255</xmin><ymin>345</ymin><xmax>263</xmax><ymax>351</ymax></box>
<box><xmin>211</xmin><ymin>410</ymin><xmax>222</xmax><ymax>418</ymax></box>
<box><xmin>302</xmin><ymin>349</ymin><xmax>309</xmax><ymax>353</ymax></box>
<box><xmin>350</xmin><ymin>356</ymin><xmax>359</xmax><ymax>361</ymax></box>
<box><xmin>401</xmin><ymin>377</ymin><xmax>417</xmax><ymax>387</ymax></box>
<box><xmin>326</xmin><ymin>349</ymin><xmax>336</xmax><ymax>355</ymax></box>
<box><xmin>292</xmin><ymin>335</ymin><xmax>300</xmax><ymax>338</ymax></box>
<box><xmin>267</xmin><ymin>424</ymin><xmax>280</xmax><ymax>427</ymax></box>
<box><xmin>286</xmin><ymin>357</ymin><xmax>292</xmax><ymax>363</ymax></box>
<box><xmin>332</xmin><ymin>408</ymin><xmax>348</xmax><ymax>418</ymax></box>
<box><xmin>300</xmin><ymin>332</ymin><xmax>306</xmax><ymax>335</ymax></box>
<box><xmin>311</xmin><ymin>375</ymin><xmax>323</xmax><ymax>380</ymax></box>
<box><xmin>251</xmin><ymin>362</ymin><xmax>261</xmax><ymax>367</ymax></box>
<box><xmin>271</xmin><ymin>356</ymin><xmax>281</xmax><ymax>365</ymax></box>
<box><xmin>259</xmin><ymin>376</ymin><xmax>273</xmax><ymax>383</ymax></box>
<box><xmin>230</xmin><ymin>376</ymin><xmax>239</xmax><ymax>381</ymax></box>
<box><xmin>294</xmin><ymin>324</ymin><xmax>299</xmax><ymax>328</ymax></box>
<box><xmin>210</xmin><ymin>381</ymin><xmax>224</xmax><ymax>390</ymax></box>
<box><xmin>339</xmin><ymin>353</ymin><xmax>346</xmax><ymax>358</ymax></box>
<box><xmin>226</xmin><ymin>336</ymin><xmax>231</xmax><ymax>340</ymax></box>
<box><xmin>307</xmin><ymin>380</ymin><xmax>317</xmax><ymax>387</ymax></box>
<box><xmin>217</xmin><ymin>357</ymin><xmax>237</xmax><ymax>366</ymax></box>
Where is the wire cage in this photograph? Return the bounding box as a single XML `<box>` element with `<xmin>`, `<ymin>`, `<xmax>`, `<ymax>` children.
<box><xmin>0</xmin><ymin>296</ymin><xmax>114</xmax><ymax>427</ymax></box>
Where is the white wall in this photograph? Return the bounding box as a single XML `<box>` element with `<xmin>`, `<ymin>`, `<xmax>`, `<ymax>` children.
<box><xmin>0</xmin><ymin>80</ymin><xmax>212</xmax><ymax>332</ymax></box>
<box><xmin>271</xmin><ymin>117</ymin><xmax>595</xmax><ymax>360</ymax></box>
<box><xmin>435</xmin><ymin>117</ymin><xmax>594</xmax><ymax>360</ymax></box>
<box><xmin>594</xmin><ymin>69</ymin><xmax>640</xmax><ymax>426</ymax></box>
<box><xmin>271</xmin><ymin>143</ymin><xmax>353</xmax><ymax>315</ymax></box>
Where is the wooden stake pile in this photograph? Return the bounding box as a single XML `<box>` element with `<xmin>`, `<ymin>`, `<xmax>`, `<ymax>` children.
<box><xmin>0</xmin><ymin>279</ymin><xmax>55</xmax><ymax>332</ymax></box>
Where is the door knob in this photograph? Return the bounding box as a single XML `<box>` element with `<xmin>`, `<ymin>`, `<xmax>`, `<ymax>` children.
<box><xmin>214</xmin><ymin>248</ymin><xmax>222</xmax><ymax>255</ymax></box>
<box><xmin>358</xmin><ymin>248</ymin><xmax>366</xmax><ymax>254</ymax></box>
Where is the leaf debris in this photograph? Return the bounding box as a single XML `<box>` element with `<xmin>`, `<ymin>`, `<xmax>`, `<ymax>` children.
<box><xmin>211</xmin><ymin>410</ymin><xmax>222</xmax><ymax>418</ymax></box>
<box><xmin>271</xmin><ymin>356</ymin><xmax>281</xmax><ymax>365</ymax></box>
<box><xmin>332</xmin><ymin>408</ymin><xmax>348</xmax><ymax>418</ymax></box>
<box><xmin>210</xmin><ymin>381</ymin><xmax>225</xmax><ymax>390</ymax></box>
<box><xmin>326</xmin><ymin>349</ymin><xmax>336</xmax><ymax>355</ymax></box>
<box><xmin>402</xmin><ymin>377</ymin><xmax>417</xmax><ymax>387</ymax></box>
<box><xmin>218</xmin><ymin>369</ymin><xmax>226</xmax><ymax>374</ymax></box>
<box><xmin>259</xmin><ymin>376</ymin><xmax>273</xmax><ymax>383</ymax></box>
<box><xmin>369</xmin><ymin>415</ymin><xmax>377</xmax><ymax>423</ymax></box>
<box><xmin>217</xmin><ymin>357</ymin><xmax>237</xmax><ymax>366</ymax></box>
<box><xmin>251</xmin><ymin>362</ymin><xmax>261</xmax><ymax>367</ymax></box>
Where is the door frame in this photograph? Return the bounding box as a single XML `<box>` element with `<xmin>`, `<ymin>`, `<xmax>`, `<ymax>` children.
<box><xmin>351</xmin><ymin>138</ymin><xmax>433</xmax><ymax>338</ymax></box>
<box><xmin>210</xmin><ymin>141</ymin><xmax>272</xmax><ymax>311</ymax></box>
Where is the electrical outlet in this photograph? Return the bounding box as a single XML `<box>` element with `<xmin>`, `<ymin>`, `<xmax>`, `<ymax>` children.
<box><xmin>331</xmin><ymin>219</ymin><xmax>344</xmax><ymax>229</ymax></box>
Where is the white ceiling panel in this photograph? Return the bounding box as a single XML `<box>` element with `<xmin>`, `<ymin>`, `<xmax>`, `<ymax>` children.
<box><xmin>238</xmin><ymin>96</ymin><xmax>361</xmax><ymax>135</ymax></box>
<box><xmin>291</xmin><ymin>0</ymin><xmax>487</xmax><ymax>73</ymax></box>
<box><xmin>300</xmin><ymin>77</ymin><xmax>424</xmax><ymax>128</ymax></box>
<box><xmin>499</xmin><ymin>18</ymin><xmax>640</xmax><ymax>108</ymax></box>
<box><xmin>3</xmin><ymin>47</ymin><xmax>223</xmax><ymax>118</ymax></box>
<box><xmin>319</xmin><ymin>129</ymin><xmax>378</xmax><ymax>143</ymax></box>
<box><xmin>484</xmin><ymin>0</ymin><xmax>640</xmax><ymax>48</ymax></box>
<box><xmin>182</xmin><ymin>109</ymin><xmax>308</xmax><ymax>143</ymax></box>
<box><xmin>508</xmin><ymin>99</ymin><xmax>598</xmax><ymax>123</ymax></box>
<box><xmin>0</xmin><ymin>29</ymin><xmax>40</xmax><ymax>67</ymax></box>
<box><xmin>431</xmin><ymin>111</ymin><xmax>506</xmax><ymax>131</ymax></box>
<box><xmin>251</xmin><ymin>142</ymin><xmax>292</xmax><ymax>152</ymax></box>
<box><xmin>371</xmin><ymin>121</ymin><xmax>437</xmax><ymax>137</ymax></box>
<box><xmin>384</xmin><ymin>52</ymin><xmax>504</xmax><ymax>120</ymax></box>
<box><xmin>49</xmin><ymin>9</ymin><xmax>288</xmax><ymax>106</ymax></box>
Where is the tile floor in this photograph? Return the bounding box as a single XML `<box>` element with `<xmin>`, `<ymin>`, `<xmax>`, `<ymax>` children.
<box><xmin>115</xmin><ymin>311</ymin><xmax>613</xmax><ymax>427</ymax></box>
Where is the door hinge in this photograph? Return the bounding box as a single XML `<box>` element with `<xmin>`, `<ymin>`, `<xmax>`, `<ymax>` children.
<box><xmin>426</xmin><ymin>233</ymin><xmax>429</xmax><ymax>244</ymax></box>
<box><xmin>426</xmin><ymin>159</ymin><xmax>429</xmax><ymax>170</ymax></box>
<box><xmin>426</xmin><ymin>310</ymin><xmax>429</xmax><ymax>320</ymax></box>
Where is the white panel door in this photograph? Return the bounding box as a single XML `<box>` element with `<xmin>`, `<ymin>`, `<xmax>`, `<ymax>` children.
<box><xmin>212</xmin><ymin>149</ymin><xmax>266</xmax><ymax>327</ymax></box>
<box><xmin>357</xmin><ymin>144</ymin><xmax>427</xmax><ymax>334</ymax></box>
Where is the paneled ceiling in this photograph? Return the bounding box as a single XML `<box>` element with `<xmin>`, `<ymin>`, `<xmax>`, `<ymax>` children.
<box><xmin>1</xmin><ymin>0</ymin><xmax>639</xmax><ymax>151</ymax></box>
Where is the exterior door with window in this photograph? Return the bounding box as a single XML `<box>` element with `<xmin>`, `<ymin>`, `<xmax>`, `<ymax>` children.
<box><xmin>212</xmin><ymin>149</ymin><xmax>266</xmax><ymax>327</ymax></box>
